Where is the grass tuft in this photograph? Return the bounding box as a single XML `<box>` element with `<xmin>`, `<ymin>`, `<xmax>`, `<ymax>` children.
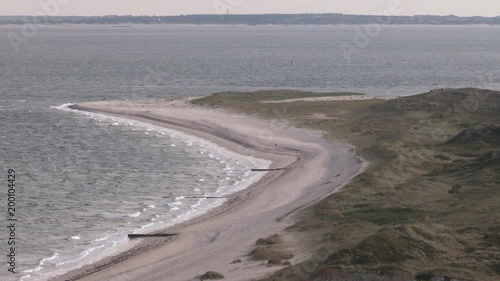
<box><xmin>250</xmin><ymin>247</ymin><xmax>294</xmax><ymax>265</ymax></box>
<box><xmin>256</xmin><ymin>234</ymin><xmax>283</xmax><ymax>245</ymax></box>
<box><xmin>198</xmin><ymin>271</ymin><xmax>225</xmax><ymax>280</ymax></box>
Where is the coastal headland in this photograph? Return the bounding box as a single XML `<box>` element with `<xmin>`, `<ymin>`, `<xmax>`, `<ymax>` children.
<box><xmin>52</xmin><ymin>94</ymin><xmax>365</xmax><ymax>281</ymax></box>
<box><xmin>53</xmin><ymin>88</ymin><xmax>500</xmax><ymax>281</ymax></box>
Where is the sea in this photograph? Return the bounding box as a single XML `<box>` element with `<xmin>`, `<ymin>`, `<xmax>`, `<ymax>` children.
<box><xmin>0</xmin><ymin>24</ymin><xmax>499</xmax><ymax>281</ymax></box>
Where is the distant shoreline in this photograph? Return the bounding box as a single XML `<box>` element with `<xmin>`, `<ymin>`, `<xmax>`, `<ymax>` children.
<box><xmin>3</xmin><ymin>23</ymin><xmax>500</xmax><ymax>28</ymax></box>
<box><xmin>1</xmin><ymin>13</ymin><xmax>499</xmax><ymax>25</ymax></box>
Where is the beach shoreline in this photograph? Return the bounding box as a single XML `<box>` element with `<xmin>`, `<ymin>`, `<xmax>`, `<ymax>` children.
<box><xmin>50</xmin><ymin>98</ymin><xmax>366</xmax><ymax>281</ymax></box>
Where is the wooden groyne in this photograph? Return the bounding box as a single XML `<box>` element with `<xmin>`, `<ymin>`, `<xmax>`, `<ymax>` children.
<box><xmin>128</xmin><ymin>233</ymin><xmax>179</xmax><ymax>239</ymax></box>
<box><xmin>251</xmin><ymin>168</ymin><xmax>286</xmax><ymax>172</ymax></box>
<box><xmin>162</xmin><ymin>196</ymin><xmax>224</xmax><ymax>199</ymax></box>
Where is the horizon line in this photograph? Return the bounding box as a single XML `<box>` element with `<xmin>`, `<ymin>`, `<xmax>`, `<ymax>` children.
<box><xmin>1</xmin><ymin>13</ymin><xmax>499</xmax><ymax>18</ymax></box>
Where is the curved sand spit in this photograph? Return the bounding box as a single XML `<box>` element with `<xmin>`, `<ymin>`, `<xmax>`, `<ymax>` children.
<box><xmin>51</xmin><ymin>98</ymin><xmax>366</xmax><ymax>281</ymax></box>
<box><xmin>261</xmin><ymin>95</ymin><xmax>398</xmax><ymax>103</ymax></box>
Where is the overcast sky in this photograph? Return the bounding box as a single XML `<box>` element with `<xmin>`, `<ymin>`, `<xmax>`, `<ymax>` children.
<box><xmin>1</xmin><ymin>0</ymin><xmax>499</xmax><ymax>17</ymax></box>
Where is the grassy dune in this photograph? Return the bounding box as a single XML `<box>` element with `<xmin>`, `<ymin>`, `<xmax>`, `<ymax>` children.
<box><xmin>192</xmin><ymin>89</ymin><xmax>500</xmax><ymax>281</ymax></box>
<box><xmin>251</xmin><ymin>234</ymin><xmax>294</xmax><ymax>265</ymax></box>
<box><xmin>192</xmin><ymin>90</ymin><xmax>361</xmax><ymax>107</ymax></box>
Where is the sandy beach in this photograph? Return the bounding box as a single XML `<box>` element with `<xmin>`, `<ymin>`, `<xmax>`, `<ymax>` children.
<box><xmin>51</xmin><ymin>98</ymin><xmax>366</xmax><ymax>281</ymax></box>
<box><xmin>261</xmin><ymin>95</ymin><xmax>398</xmax><ymax>103</ymax></box>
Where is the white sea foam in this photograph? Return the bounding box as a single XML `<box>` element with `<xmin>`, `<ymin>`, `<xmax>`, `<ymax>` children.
<box><xmin>92</xmin><ymin>236</ymin><xmax>108</xmax><ymax>242</ymax></box>
<box><xmin>138</xmin><ymin>223</ymin><xmax>155</xmax><ymax>230</ymax></box>
<box><xmin>38</xmin><ymin>253</ymin><xmax>59</xmax><ymax>266</ymax></box>
<box><xmin>23</xmin><ymin>266</ymin><xmax>43</xmax><ymax>273</ymax></box>
<box><xmin>169</xmin><ymin>200</ymin><xmax>182</xmax><ymax>206</ymax></box>
<box><xmin>79</xmin><ymin>244</ymin><xmax>105</xmax><ymax>260</ymax></box>
<box><xmin>102</xmin><ymin>211</ymin><xmax>123</xmax><ymax>219</ymax></box>
<box><xmin>40</xmin><ymin>103</ymin><xmax>272</xmax><ymax>281</ymax></box>
<box><xmin>190</xmin><ymin>199</ymin><xmax>205</xmax><ymax>208</ymax></box>
<box><xmin>20</xmin><ymin>274</ymin><xmax>32</xmax><ymax>281</ymax></box>
<box><xmin>127</xmin><ymin>212</ymin><xmax>141</xmax><ymax>218</ymax></box>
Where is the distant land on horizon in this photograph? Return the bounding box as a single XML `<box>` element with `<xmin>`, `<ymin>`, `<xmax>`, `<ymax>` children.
<box><xmin>1</xmin><ymin>13</ymin><xmax>500</xmax><ymax>25</ymax></box>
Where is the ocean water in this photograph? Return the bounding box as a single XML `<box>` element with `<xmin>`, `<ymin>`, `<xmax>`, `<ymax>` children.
<box><xmin>0</xmin><ymin>25</ymin><xmax>499</xmax><ymax>281</ymax></box>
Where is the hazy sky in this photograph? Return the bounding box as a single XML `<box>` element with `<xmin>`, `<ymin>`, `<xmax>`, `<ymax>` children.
<box><xmin>1</xmin><ymin>0</ymin><xmax>499</xmax><ymax>17</ymax></box>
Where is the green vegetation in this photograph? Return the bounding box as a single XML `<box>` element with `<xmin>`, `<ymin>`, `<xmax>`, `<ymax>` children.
<box><xmin>198</xmin><ymin>271</ymin><xmax>225</xmax><ymax>280</ymax></box>
<box><xmin>192</xmin><ymin>90</ymin><xmax>360</xmax><ymax>107</ymax></box>
<box><xmin>251</xmin><ymin>234</ymin><xmax>294</xmax><ymax>265</ymax></box>
<box><xmin>192</xmin><ymin>88</ymin><xmax>500</xmax><ymax>281</ymax></box>
<box><xmin>343</xmin><ymin>207</ymin><xmax>425</xmax><ymax>225</ymax></box>
<box><xmin>257</xmin><ymin>234</ymin><xmax>284</xmax><ymax>245</ymax></box>
<box><xmin>250</xmin><ymin>247</ymin><xmax>294</xmax><ymax>265</ymax></box>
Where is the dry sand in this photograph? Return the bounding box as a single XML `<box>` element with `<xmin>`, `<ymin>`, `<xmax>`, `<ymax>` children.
<box><xmin>261</xmin><ymin>95</ymin><xmax>398</xmax><ymax>103</ymax></box>
<box><xmin>51</xmin><ymin>98</ymin><xmax>366</xmax><ymax>281</ymax></box>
